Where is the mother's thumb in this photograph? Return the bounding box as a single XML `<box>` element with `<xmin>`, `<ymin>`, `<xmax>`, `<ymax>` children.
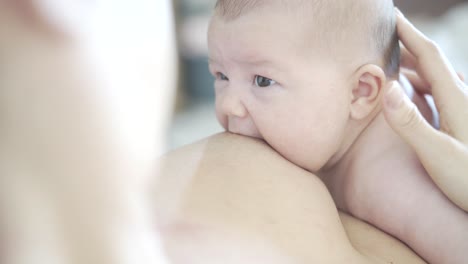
<box><xmin>383</xmin><ymin>81</ymin><xmax>435</xmax><ymax>148</ymax></box>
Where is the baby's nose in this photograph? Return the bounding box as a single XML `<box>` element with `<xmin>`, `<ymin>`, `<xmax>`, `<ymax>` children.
<box><xmin>217</xmin><ymin>88</ymin><xmax>247</xmax><ymax>118</ymax></box>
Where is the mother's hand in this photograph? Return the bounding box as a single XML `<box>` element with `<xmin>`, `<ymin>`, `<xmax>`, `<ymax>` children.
<box><xmin>383</xmin><ymin>9</ymin><xmax>468</xmax><ymax>211</ymax></box>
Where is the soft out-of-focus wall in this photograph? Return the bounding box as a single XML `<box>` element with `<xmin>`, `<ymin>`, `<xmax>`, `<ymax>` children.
<box><xmin>394</xmin><ymin>0</ymin><xmax>468</xmax><ymax>86</ymax></box>
<box><xmin>177</xmin><ymin>0</ymin><xmax>216</xmax><ymax>102</ymax></box>
<box><xmin>168</xmin><ymin>0</ymin><xmax>221</xmax><ymax>151</ymax></box>
<box><xmin>395</xmin><ymin>0</ymin><xmax>468</xmax><ymax>16</ymax></box>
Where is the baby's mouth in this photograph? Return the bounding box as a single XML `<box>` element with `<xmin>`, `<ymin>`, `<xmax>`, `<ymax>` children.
<box><xmin>226</xmin><ymin>125</ymin><xmax>243</xmax><ymax>136</ymax></box>
<box><xmin>227</xmin><ymin>123</ymin><xmax>263</xmax><ymax>140</ymax></box>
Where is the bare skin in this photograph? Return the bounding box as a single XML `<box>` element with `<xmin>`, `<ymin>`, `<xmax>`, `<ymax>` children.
<box><xmin>155</xmin><ymin>133</ymin><xmax>426</xmax><ymax>264</ymax></box>
<box><xmin>320</xmin><ymin>12</ymin><xmax>468</xmax><ymax>264</ymax></box>
<box><xmin>0</xmin><ymin>1</ymin><xmax>172</xmax><ymax>263</ymax></box>
<box><xmin>207</xmin><ymin>3</ymin><xmax>467</xmax><ymax>263</ymax></box>
<box><xmin>385</xmin><ymin>11</ymin><xmax>468</xmax><ymax>212</ymax></box>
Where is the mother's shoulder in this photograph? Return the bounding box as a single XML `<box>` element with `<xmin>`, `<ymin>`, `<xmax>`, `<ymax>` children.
<box><xmin>156</xmin><ymin>133</ymin><xmax>361</xmax><ymax>263</ymax></box>
<box><xmin>156</xmin><ymin>133</ymin><xmax>426</xmax><ymax>264</ymax></box>
<box><xmin>160</xmin><ymin>133</ymin><xmax>322</xmax><ymax>187</ymax></box>
<box><xmin>162</xmin><ymin>133</ymin><xmax>291</xmax><ymax>164</ymax></box>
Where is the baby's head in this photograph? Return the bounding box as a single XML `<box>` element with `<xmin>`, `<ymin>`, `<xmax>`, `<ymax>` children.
<box><xmin>208</xmin><ymin>0</ymin><xmax>399</xmax><ymax>172</ymax></box>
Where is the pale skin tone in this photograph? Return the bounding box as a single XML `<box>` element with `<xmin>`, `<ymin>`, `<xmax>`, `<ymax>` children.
<box><xmin>331</xmin><ymin>11</ymin><xmax>468</xmax><ymax>263</ymax></box>
<box><xmin>383</xmin><ymin>10</ymin><xmax>468</xmax><ymax>212</ymax></box>
<box><xmin>208</xmin><ymin>3</ymin><xmax>468</xmax><ymax>264</ymax></box>
<box><xmin>0</xmin><ymin>0</ymin><xmax>172</xmax><ymax>263</ymax></box>
<box><xmin>208</xmin><ymin>4</ymin><xmax>387</xmax><ymax>173</ymax></box>
<box><xmin>0</xmin><ymin>1</ymin><xmax>407</xmax><ymax>263</ymax></box>
<box><xmin>155</xmin><ymin>133</ymin><xmax>426</xmax><ymax>264</ymax></box>
<box><xmin>0</xmin><ymin>1</ymin><xmax>465</xmax><ymax>263</ymax></box>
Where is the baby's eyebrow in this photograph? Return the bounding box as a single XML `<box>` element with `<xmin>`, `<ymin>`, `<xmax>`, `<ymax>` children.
<box><xmin>208</xmin><ymin>57</ymin><xmax>284</xmax><ymax>72</ymax></box>
<box><xmin>236</xmin><ymin>57</ymin><xmax>275</xmax><ymax>67</ymax></box>
<box><xmin>242</xmin><ymin>59</ymin><xmax>286</xmax><ymax>73</ymax></box>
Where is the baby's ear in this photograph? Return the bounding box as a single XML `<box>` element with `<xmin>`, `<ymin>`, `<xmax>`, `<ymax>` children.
<box><xmin>350</xmin><ymin>64</ymin><xmax>386</xmax><ymax>120</ymax></box>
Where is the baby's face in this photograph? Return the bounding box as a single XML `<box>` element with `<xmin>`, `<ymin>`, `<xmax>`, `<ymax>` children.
<box><xmin>208</xmin><ymin>8</ymin><xmax>353</xmax><ymax>172</ymax></box>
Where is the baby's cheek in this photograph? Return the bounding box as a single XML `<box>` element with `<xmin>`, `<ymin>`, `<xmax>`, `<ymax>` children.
<box><xmin>216</xmin><ymin>113</ymin><xmax>228</xmax><ymax>130</ymax></box>
<box><xmin>263</xmin><ymin>125</ymin><xmax>333</xmax><ymax>172</ymax></box>
<box><xmin>214</xmin><ymin>104</ymin><xmax>228</xmax><ymax>130</ymax></box>
<box><xmin>261</xmin><ymin>130</ymin><xmax>302</xmax><ymax>166</ymax></box>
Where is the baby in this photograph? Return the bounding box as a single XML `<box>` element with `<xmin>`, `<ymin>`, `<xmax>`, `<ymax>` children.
<box><xmin>207</xmin><ymin>0</ymin><xmax>468</xmax><ymax>263</ymax></box>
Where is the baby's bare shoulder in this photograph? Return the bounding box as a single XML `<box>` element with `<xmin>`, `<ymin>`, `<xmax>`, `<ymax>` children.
<box><xmin>345</xmin><ymin>91</ymin><xmax>468</xmax><ymax>263</ymax></box>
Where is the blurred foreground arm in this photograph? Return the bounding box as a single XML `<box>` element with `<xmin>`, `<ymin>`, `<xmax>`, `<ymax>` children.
<box><xmin>0</xmin><ymin>0</ymin><xmax>175</xmax><ymax>263</ymax></box>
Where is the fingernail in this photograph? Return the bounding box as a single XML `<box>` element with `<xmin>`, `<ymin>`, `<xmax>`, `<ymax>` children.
<box><xmin>385</xmin><ymin>82</ymin><xmax>404</xmax><ymax>110</ymax></box>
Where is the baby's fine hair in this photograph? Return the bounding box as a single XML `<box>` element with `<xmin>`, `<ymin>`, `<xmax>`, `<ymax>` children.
<box><xmin>214</xmin><ymin>0</ymin><xmax>400</xmax><ymax>78</ymax></box>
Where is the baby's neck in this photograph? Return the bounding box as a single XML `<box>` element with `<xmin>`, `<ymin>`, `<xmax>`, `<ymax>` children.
<box><xmin>317</xmin><ymin>109</ymin><xmax>385</xmax><ymax>210</ymax></box>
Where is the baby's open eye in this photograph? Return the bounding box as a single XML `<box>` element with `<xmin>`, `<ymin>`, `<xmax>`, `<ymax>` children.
<box><xmin>255</xmin><ymin>75</ymin><xmax>276</xmax><ymax>87</ymax></box>
<box><xmin>217</xmin><ymin>72</ymin><xmax>229</xmax><ymax>81</ymax></box>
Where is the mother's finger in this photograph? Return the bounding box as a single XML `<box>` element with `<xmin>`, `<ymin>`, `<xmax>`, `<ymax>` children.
<box><xmin>396</xmin><ymin>9</ymin><xmax>468</xmax><ymax>141</ymax></box>
<box><xmin>400</xmin><ymin>45</ymin><xmax>465</xmax><ymax>92</ymax></box>
<box><xmin>383</xmin><ymin>81</ymin><xmax>468</xmax><ymax>211</ymax></box>
<box><xmin>401</xmin><ymin>68</ymin><xmax>431</xmax><ymax>94</ymax></box>
<box><xmin>396</xmin><ymin>9</ymin><xmax>460</xmax><ymax>92</ymax></box>
<box><xmin>400</xmin><ymin>39</ymin><xmax>466</xmax><ymax>93</ymax></box>
<box><xmin>400</xmin><ymin>46</ymin><xmax>417</xmax><ymax>70</ymax></box>
<box><xmin>402</xmin><ymin>69</ymin><xmax>466</xmax><ymax>95</ymax></box>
